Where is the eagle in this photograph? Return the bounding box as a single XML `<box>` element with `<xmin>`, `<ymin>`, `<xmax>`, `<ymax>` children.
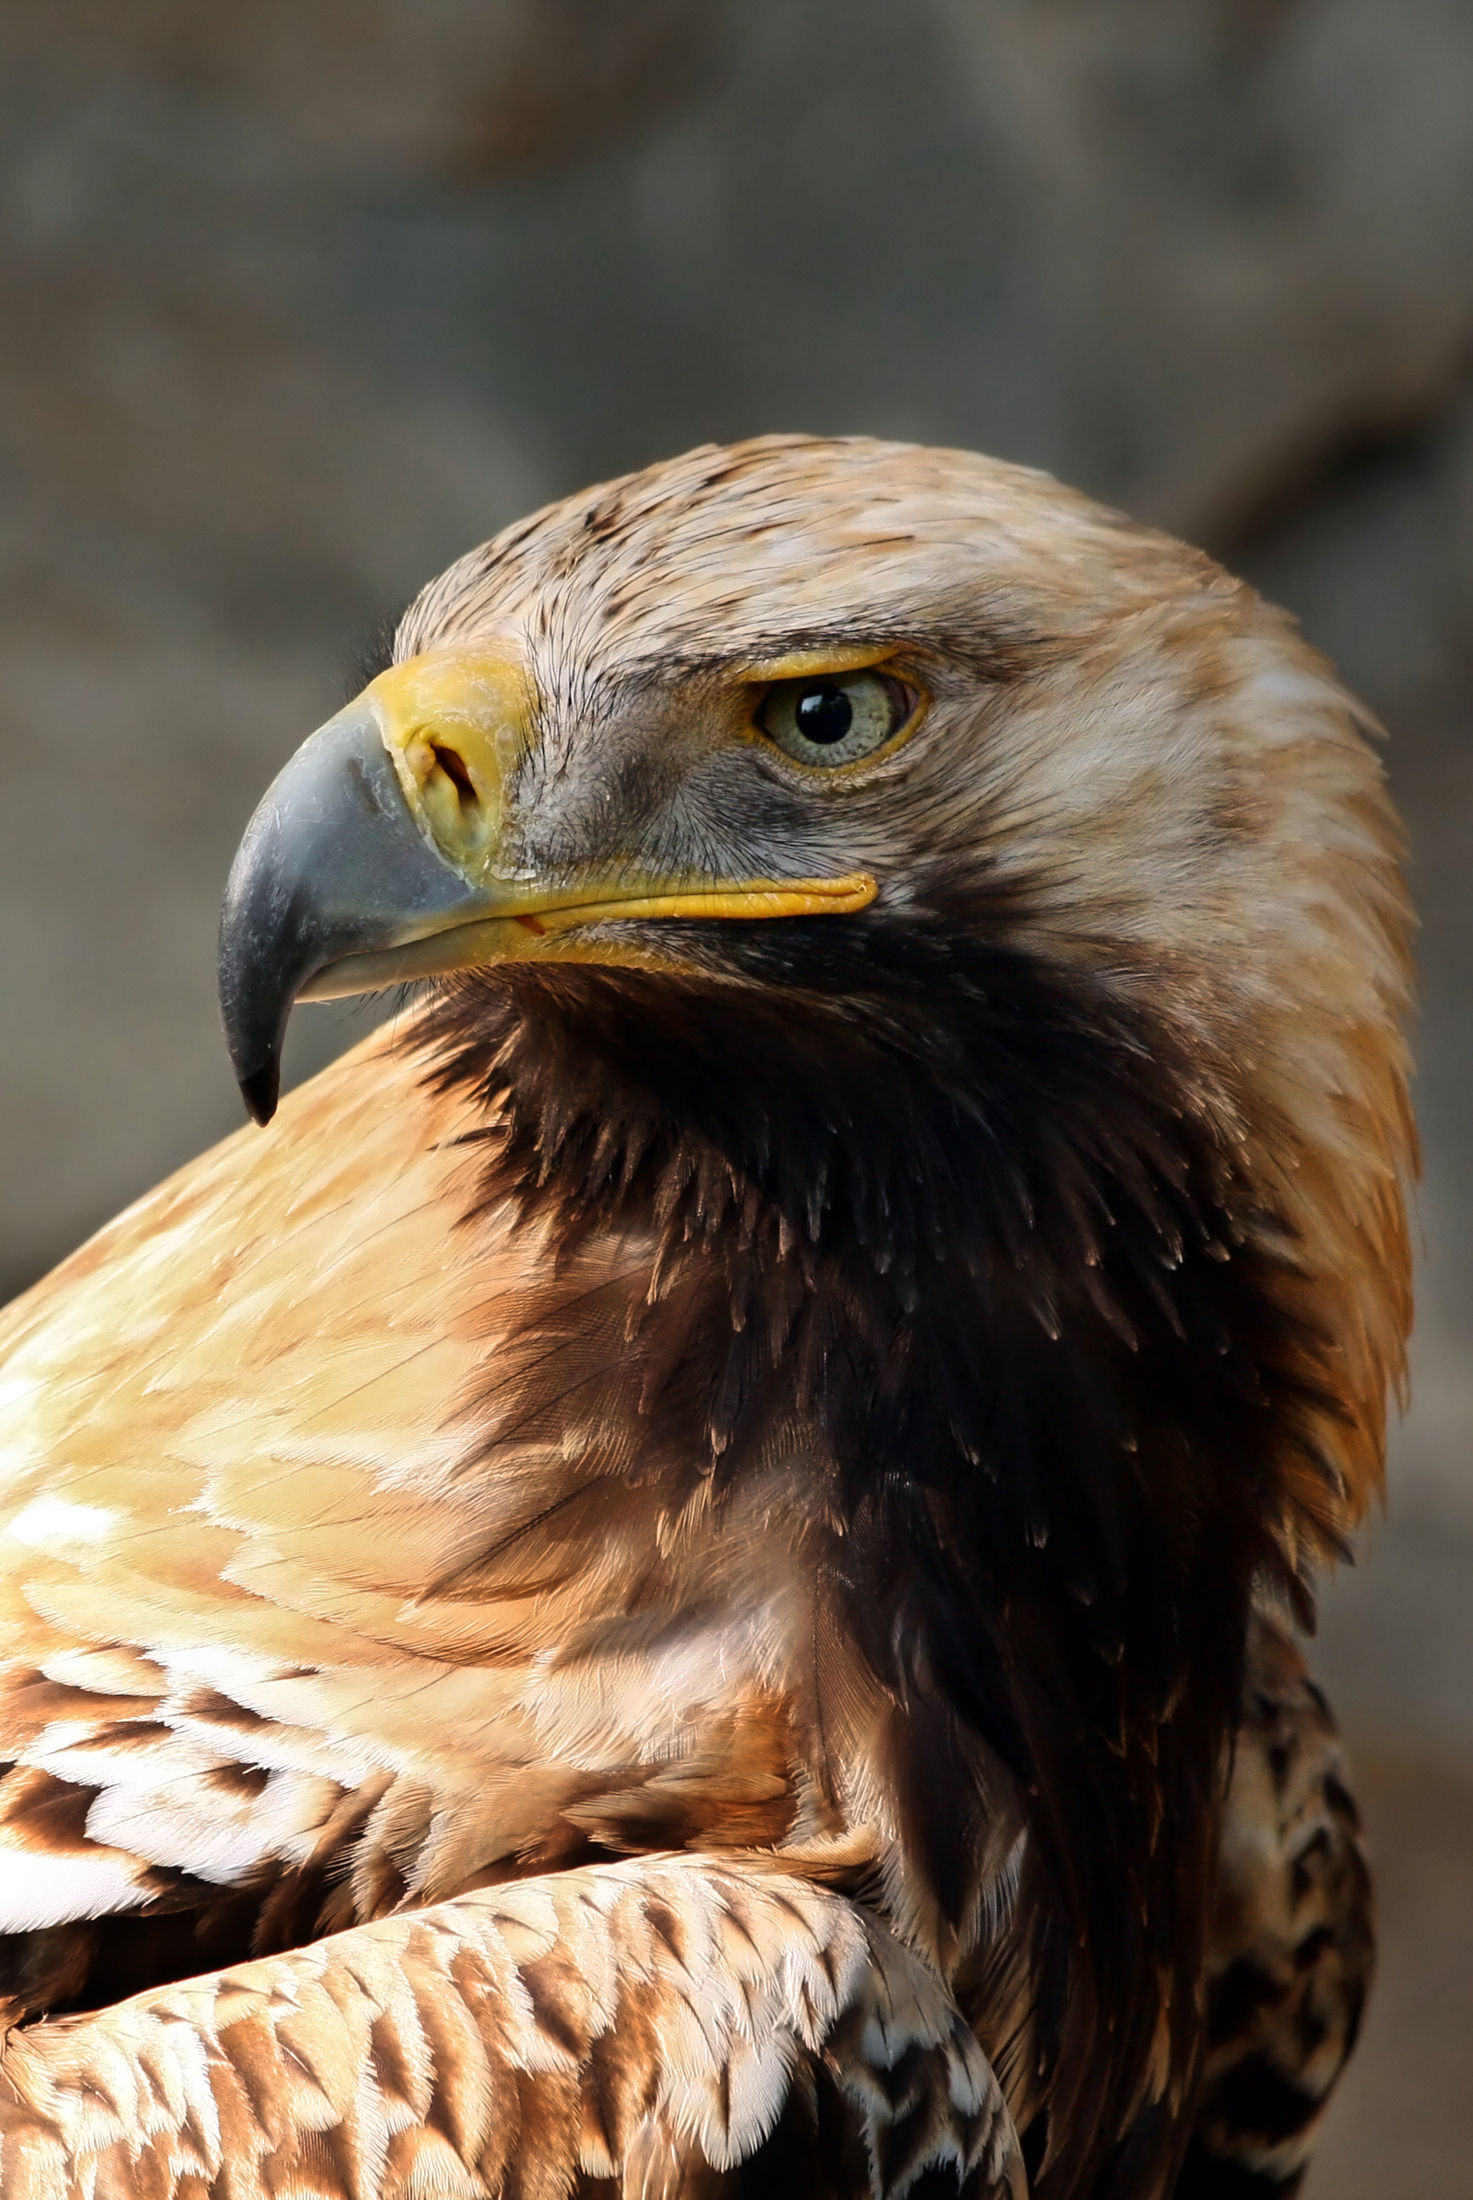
<box><xmin>0</xmin><ymin>437</ymin><xmax>1411</xmax><ymax>2200</ymax></box>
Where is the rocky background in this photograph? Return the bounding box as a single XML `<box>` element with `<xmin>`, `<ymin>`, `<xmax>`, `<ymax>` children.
<box><xmin>1</xmin><ymin>4</ymin><xmax>1470</xmax><ymax>2187</ymax></box>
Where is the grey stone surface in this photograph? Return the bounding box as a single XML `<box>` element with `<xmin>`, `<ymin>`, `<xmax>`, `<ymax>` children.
<box><xmin>0</xmin><ymin>5</ymin><xmax>1469</xmax><ymax>2186</ymax></box>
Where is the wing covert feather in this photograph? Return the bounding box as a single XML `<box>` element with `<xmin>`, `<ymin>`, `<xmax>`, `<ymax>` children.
<box><xmin>0</xmin><ymin>1858</ymin><xmax>1023</xmax><ymax>2200</ymax></box>
<box><xmin>0</xmin><ymin>1026</ymin><xmax>542</xmax><ymax>1948</ymax></box>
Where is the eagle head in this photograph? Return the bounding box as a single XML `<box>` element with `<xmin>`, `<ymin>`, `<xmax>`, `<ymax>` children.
<box><xmin>221</xmin><ymin>433</ymin><xmax>1411</xmax><ymax>1550</ymax></box>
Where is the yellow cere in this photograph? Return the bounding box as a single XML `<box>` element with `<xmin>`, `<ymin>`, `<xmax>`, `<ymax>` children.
<box><xmin>363</xmin><ymin>649</ymin><xmax>536</xmax><ymax>879</ymax></box>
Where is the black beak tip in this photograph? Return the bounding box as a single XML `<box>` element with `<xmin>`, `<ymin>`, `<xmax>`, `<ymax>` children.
<box><xmin>237</xmin><ymin>1060</ymin><xmax>282</xmax><ymax>1129</ymax></box>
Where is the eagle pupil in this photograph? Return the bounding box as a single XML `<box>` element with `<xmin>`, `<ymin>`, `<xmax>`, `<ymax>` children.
<box><xmin>794</xmin><ymin>683</ymin><xmax>853</xmax><ymax>744</ymax></box>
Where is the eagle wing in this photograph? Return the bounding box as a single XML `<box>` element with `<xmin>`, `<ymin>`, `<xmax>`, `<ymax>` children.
<box><xmin>0</xmin><ymin>1857</ymin><xmax>1023</xmax><ymax>2200</ymax></box>
<box><xmin>0</xmin><ymin>1021</ymin><xmax>906</xmax><ymax>2023</ymax></box>
<box><xmin>0</xmin><ymin>1023</ymin><xmax>509</xmax><ymax>1965</ymax></box>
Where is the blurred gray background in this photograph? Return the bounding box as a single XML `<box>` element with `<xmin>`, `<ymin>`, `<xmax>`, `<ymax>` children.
<box><xmin>0</xmin><ymin>5</ymin><xmax>1469</xmax><ymax>2189</ymax></box>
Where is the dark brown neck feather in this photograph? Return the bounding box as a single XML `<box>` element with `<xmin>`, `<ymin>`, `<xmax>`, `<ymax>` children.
<box><xmin>416</xmin><ymin>905</ymin><xmax>1337</xmax><ymax>2200</ymax></box>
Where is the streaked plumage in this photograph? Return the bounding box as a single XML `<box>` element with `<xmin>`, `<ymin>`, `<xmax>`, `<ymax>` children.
<box><xmin>1182</xmin><ymin>1619</ymin><xmax>1374</xmax><ymax>2197</ymax></box>
<box><xmin>0</xmin><ymin>438</ymin><xmax>1413</xmax><ymax>2198</ymax></box>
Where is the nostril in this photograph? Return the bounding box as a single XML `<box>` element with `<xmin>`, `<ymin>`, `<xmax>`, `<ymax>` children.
<box><xmin>430</xmin><ymin>742</ymin><xmax>477</xmax><ymax>806</ymax></box>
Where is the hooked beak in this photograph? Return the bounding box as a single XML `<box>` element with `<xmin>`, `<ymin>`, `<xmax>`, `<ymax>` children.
<box><xmin>218</xmin><ymin>651</ymin><xmax>876</xmax><ymax>1125</ymax></box>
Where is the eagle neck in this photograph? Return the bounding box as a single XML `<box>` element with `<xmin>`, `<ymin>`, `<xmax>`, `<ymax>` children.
<box><xmin>418</xmin><ymin>946</ymin><xmax>1333</xmax><ymax>2200</ymax></box>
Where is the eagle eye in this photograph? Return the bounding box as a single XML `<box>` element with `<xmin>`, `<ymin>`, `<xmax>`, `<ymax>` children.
<box><xmin>755</xmin><ymin>669</ymin><xmax>915</xmax><ymax>766</ymax></box>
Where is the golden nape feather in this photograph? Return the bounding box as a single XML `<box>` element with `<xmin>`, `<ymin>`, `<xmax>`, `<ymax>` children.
<box><xmin>0</xmin><ymin>437</ymin><xmax>1412</xmax><ymax>2200</ymax></box>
